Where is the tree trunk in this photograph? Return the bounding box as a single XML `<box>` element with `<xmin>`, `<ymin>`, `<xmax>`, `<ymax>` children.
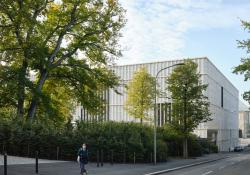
<box><xmin>17</xmin><ymin>95</ymin><xmax>25</xmax><ymax>118</ymax></box>
<box><xmin>183</xmin><ymin>137</ymin><xmax>188</xmax><ymax>159</ymax></box>
<box><xmin>17</xmin><ymin>60</ymin><xmax>28</xmax><ymax>118</ymax></box>
<box><xmin>183</xmin><ymin>85</ymin><xmax>188</xmax><ymax>159</ymax></box>
<box><xmin>28</xmin><ymin>69</ymin><xmax>48</xmax><ymax>119</ymax></box>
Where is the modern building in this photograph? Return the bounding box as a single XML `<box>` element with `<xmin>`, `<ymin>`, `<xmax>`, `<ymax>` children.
<box><xmin>73</xmin><ymin>57</ymin><xmax>239</xmax><ymax>151</ymax></box>
<box><xmin>239</xmin><ymin>101</ymin><xmax>250</xmax><ymax>139</ymax></box>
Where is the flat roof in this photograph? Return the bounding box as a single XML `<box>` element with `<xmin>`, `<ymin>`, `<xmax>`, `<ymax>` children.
<box><xmin>112</xmin><ymin>57</ymin><xmax>207</xmax><ymax>67</ymax></box>
<box><xmin>112</xmin><ymin>57</ymin><xmax>238</xmax><ymax>92</ymax></box>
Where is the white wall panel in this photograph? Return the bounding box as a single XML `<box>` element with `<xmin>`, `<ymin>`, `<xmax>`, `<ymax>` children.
<box><xmin>73</xmin><ymin>57</ymin><xmax>239</xmax><ymax>152</ymax></box>
<box><xmin>108</xmin><ymin>57</ymin><xmax>239</xmax><ymax>151</ymax></box>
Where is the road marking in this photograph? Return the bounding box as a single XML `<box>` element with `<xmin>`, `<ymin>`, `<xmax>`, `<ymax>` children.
<box><xmin>144</xmin><ymin>157</ymin><xmax>230</xmax><ymax>175</ymax></box>
<box><xmin>202</xmin><ymin>171</ymin><xmax>213</xmax><ymax>175</ymax></box>
<box><xmin>219</xmin><ymin>166</ymin><xmax>225</xmax><ymax>170</ymax></box>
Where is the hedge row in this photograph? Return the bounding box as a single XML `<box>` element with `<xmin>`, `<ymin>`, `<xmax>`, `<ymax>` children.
<box><xmin>0</xmin><ymin>118</ymin><xmax>218</xmax><ymax>163</ymax></box>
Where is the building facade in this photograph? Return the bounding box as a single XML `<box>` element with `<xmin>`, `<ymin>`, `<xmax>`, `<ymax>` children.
<box><xmin>73</xmin><ymin>57</ymin><xmax>239</xmax><ymax>151</ymax></box>
<box><xmin>239</xmin><ymin>101</ymin><xmax>250</xmax><ymax>139</ymax></box>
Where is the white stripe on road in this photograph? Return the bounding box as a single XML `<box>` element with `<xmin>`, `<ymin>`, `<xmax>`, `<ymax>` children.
<box><xmin>219</xmin><ymin>166</ymin><xmax>225</xmax><ymax>170</ymax></box>
<box><xmin>202</xmin><ymin>171</ymin><xmax>213</xmax><ymax>175</ymax></box>
<box><xmin>144</xmin><ymin>156</ymin><xmax>230</xmax><ymax>175</ymax></box>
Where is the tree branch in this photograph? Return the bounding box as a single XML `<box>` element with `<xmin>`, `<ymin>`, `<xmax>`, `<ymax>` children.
<box><xmin>47</xmin><ymin>3</ymin><xmax>79</xmax><ymax>64</ymax></box>
<box><xmin>0</xmin><ymin>24</ymin><xmax>13</xmax><ymax>28</ymax></box>
<box><xmin>0</xmin><ymin>47</ymin><xmax>22</xmax><ymax>52</ymax></box>
<box><xmin>52</xmin><ymin>47</ymin><xmax>79</xmax><ymax>67</ymax></box>
<box><xmin>26</xmin><ymin>0</ymin><xmax>49</xmax><ymax>42</ymax></box>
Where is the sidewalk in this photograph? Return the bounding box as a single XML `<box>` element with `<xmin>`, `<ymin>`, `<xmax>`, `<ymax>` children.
<box><xmin>0</xmin><ymin>153</ymin><xmax>231</xmax><ymax>175</ymax></box>
<box><xmin>0</xmin><ymin>154</ymin><xmax>67</xmax><ymax>165</ymax></box>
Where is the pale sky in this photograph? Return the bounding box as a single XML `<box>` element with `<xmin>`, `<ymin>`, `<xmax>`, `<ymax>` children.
<box><xmin>117</xmin><ymin>0</ymin><xmax>250</xmax><ymax>106</ymax></box>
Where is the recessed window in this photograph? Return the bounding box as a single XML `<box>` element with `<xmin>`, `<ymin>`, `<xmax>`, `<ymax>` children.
<box><xmin>221</xmin><ymin>86</ymin><xmax>224</xmax><ymax>108</ymax></box>
<box><xmin>239</xmin><ymin>130</ymin><xmax>243</xmax><ymax>138</ymax></box>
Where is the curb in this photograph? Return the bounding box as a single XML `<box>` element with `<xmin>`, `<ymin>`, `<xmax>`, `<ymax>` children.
<box><xmin>144</xmin><ymin>156</ymin><xmax>230</xmax><ymax>175</ymax></box>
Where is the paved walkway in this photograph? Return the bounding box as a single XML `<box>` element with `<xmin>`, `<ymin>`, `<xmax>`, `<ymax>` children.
<box><xmin>0</xmin><ymin>153</ymin><xmax>233</xmax><ymax>175</ymax></box>
<box><xmin>0</xmin><ymin>154</ymin><xmax>67</xmax><ymax>165</ymax></box>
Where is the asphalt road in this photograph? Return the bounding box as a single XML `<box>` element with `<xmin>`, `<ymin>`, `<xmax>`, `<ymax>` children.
<box><xmin>162</xmin><ymin>152</ymin><xmax>250</xmax><ymax>175</ymax></box>
<box><xmin>1</xmin><ymin>150</ymin><xmax>250</xmax><ymax>175</ymax></box>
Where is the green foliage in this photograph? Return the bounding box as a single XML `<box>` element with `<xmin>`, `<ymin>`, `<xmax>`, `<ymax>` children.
<box><xmin>166</xmin><ymin>60</ymin><xmax>211</xmax><ymax>134</ymax></box>
<box><xmin>166</xmin><ymin>60</ymin><xmax>211</xmax><ymax>158</ymax></box>
<box><xmin>125</xmin><ymin>66</ymin><xmax>156</xmax><ymax>123</ymax></box>
<box><xmin>34</xmin><ymin>79</ymin><xmax>74</xmax><ymax>125</ymax></box>
<box><xmin>0</xmin><ymin>0</ymin><xmax>125</xmax><ymax>118</ymax></box>
<box><xmin>233</xmin><ymin>20</ymin><xmax>250</xmax><ymax>104</ymax></box>
<box><xmin>0</xmin><ymin>118</ymin><xmax>216</xmax><ymax>162</ymax></box>
<box><xmin>162</xmin><ymin>124</ymin><xmax>183</xmax><ymax>141</ymax></box>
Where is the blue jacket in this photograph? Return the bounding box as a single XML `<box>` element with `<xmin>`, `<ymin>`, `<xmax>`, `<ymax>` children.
<box><xmin>78</xmin><ymin>148</ymin><xmax>88</xmax><ymax>164</ymax></box>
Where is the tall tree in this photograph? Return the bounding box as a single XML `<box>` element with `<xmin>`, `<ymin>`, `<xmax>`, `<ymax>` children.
<box><xmin>233</xmin><ymin>20</ymin><xmax>250</xmax><ymax>104</ymax></box>
<box><xmin>0</xmin><ymin>0</ymin><xmax>125</xmax><ymax>119</ymax></box>
<box><xmin>166</xmin><ymin>60</ymin><xmax>211</xmax><ymax>158</ymax></box>
<box><xmin>35</xmin><ymin>79</ymin><xmax>74</xmax><ymax>125</ymax></box>
<box><xmin>125</xmin><ymin>66</ymin><xmax>156</xmax><ymax>124</ymax></box>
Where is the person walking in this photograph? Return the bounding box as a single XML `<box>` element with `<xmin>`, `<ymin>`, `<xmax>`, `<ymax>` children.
<box><xmin>77</xmin><ymin>143</ymin><xmax>89</xmax><ymax>175</ymax></box>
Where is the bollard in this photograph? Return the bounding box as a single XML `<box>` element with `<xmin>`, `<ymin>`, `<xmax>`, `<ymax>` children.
<box><xmin>4</xmin><ymin>152</ymin><xmax>7</xmax><ymax>175</ymax></box>
<box><xmin>123</xmin><ymin>151</ymin><xmax>126</xmax><ymax>164</ymax></box>
<box><xmin>111</xmin><ymin>150</ymin><xmax>114</xmax><ymax>165</ymax></box>
<box><xmin>27</xmin><ymin>144</ymin><xmax>30</xmax><ymax>157</ymax></box>
<box><xmin>56</xmin><ymin>147</ymin><xmax>59</xmax><ymax>160</ymax></box>
<box><xmin>3</xmin><ymin>144</ymin><xmax>5</xmax><ymax>154</ymax></box>
<box><xmin>97</xmin><ymin>150</ymin><xmax>100</xmax><ymax>167</ymax></box>
<box><xmin>133</xmin><ymin>152</ymin><xmax>136</xmax><ymax>164</ymax></box>
<box><xmin>35</xmin><ymin>151</ymin><xmax>38</xmax><ymax>174</ymax></box>
<box><xmin>166</xmin><ymin>152</ymin><xmax>168</xmax><ymax>162</ymax></box>
<box><xmin>101</xmin><ymin>149</ymin><xmax>103</xmax><ymax>167</ymax></box>
<box><xmin>150</xmin><ymin>153</ymin><xmax>153</xmax><ymax>163</ymax></box>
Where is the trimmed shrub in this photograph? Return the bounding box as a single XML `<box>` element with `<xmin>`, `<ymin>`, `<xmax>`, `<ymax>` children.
<box><xmin>0</xmin><ymin>118</ymin><xmax>217</xmax><ymax>162</ymax></box>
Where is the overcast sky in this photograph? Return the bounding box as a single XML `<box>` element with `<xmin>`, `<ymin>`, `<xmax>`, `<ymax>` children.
<box><xmin>117</xmin><ymin>0</ymin><xmax>250</xmax><ymax>105</ymax></box>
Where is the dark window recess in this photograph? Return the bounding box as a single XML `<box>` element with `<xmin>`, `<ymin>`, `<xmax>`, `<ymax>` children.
<box><xmin>207</xmin><ymin>129</ymin><xmax>218</xmax><ymax>144</ymax></box>
<box><xmin>239</xmin><ymin>130</ymin><xmax>243</xmax><ymax>138</ymax></box>
<box><xmin>221</xmin><ymin>86</ymin><xmax>224</xmax><ymax>108</ymax></box>
<box><xmin>156</xmin><ymin>103</ymin><xmax>172</xmax><ymax>126</ymax></box>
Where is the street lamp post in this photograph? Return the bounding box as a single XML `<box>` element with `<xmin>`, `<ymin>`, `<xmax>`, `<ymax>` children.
<box><xmin>153</xmin><ymin>63</ymin><xmax>184</xmax><ymax>165</ymax></box>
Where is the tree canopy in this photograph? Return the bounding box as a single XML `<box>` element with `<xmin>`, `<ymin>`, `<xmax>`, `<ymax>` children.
<box><xmin>166</xmin><ymin>60</ymin><xmax>211</xmax><ymax>158</ymax></box>
<box><xmin>125</xmin><ymin>66</ymin><xmax>156</xmax><ymax>124</ymax></box>
<box><xmin>233</xmin><ymin>20</ymin><xmax>250</xmax><ymax>104</ymax></box>
<box><xmin>0</xmin><ymin>0</ymin><xmax>125</xmax><ymax>120</ymax></box>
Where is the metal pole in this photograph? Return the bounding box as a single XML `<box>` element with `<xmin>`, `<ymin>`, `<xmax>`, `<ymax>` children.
<box><xmin>123</xmin><ymin>151</ymin><xmax>126</xmax><ymax>164</ymax></box>
<box><xmin>153</xmin><ymin>63</ymin><xmax>184</xmax><ymax>165</ymax></box>
<box><xmin>133</xmin><ymin>152</ymin><xmax>136</xmax><ymax>164</ymax></box>
<box><xmin>230</xmin><ymin>129</ymin><xmax>232</xmax><ymax>152</ymax></box>
<box><xmin>56</xmin><ymin>146</ymin><xmax>59</xmax><ymax>160</ymax></box>
<box><xmin>3</xmin><ymin>144</ymin><xmax>5</xmax><ymax>154</ymax></box>
<box><xmin>27</xmin><ymin>144</ymin><xmax>30</xmax><ymax>157</ymax></box>
<box><xmin>154</xmin><ymin>81</ymin><xmax>157</xmax><ymax>165</ymax></box>
<box><xmin>4</xmin><ymin>152</ymin><xmax>7</xmax><ymax>175</ymax></box>
<box><xmin>111</xmin><ymin>150</ymin><xmax>114</xmax><ymax>165</ymax></box>
<box><xmin>101</xmin><ymin>149</ymin><xmax>103</xmax><ymax>167</ymax></box>
<box><xmin>35</xmin><ymin>151</ymin><xmax>38</xmax><ymax>174</ymax></box>
<box><xmin>97</xmin><ymin>150</ymin><xmax>100</xmax><ymax>167</ymax></box>
<box><xmin>150</xmin><ymin>152</ymin><xmax>153</xmax><ymax>163</ymax></box>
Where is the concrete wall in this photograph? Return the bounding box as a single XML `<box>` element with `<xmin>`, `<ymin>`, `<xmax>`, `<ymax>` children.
<box><xmin>239</xmin><ymin>111</ymin><xmax>250</xmax><ymax>138</ymax></box>
<box><xmin>194</xmin><ymin>59</ymin><xmax>239</xmax><ymax>151</ymax></box>
<box><xmin>109</xmin><ymin>57</ymin><xmax>239</xmax><ymax>151</ymax></box>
